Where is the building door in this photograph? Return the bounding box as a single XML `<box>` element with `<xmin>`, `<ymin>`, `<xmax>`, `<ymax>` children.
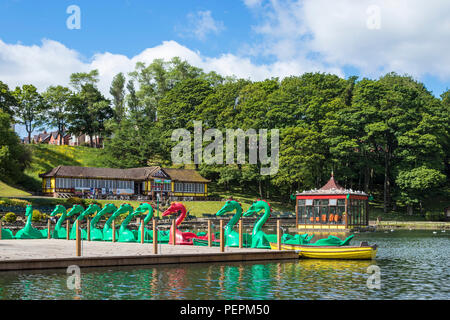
<box><xmin>134</xmin><ymin>182</ymin><xmax>142</xmax><ymax>195</ymax></box>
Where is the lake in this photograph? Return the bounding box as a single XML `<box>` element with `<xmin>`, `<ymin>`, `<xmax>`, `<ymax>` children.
<box><xmin>0</xmin><ymin>230</ymin><xmax>448</xmax><ymax>300</ymax></box>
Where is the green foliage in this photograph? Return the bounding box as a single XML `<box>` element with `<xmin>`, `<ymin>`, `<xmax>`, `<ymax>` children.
<box><xmin>425</xmin><ymin>211</ymin><xmax>445</xmax><ymax>222</ymax></box>
<box><xmin>0</xmin><ymin>111</ymin><xmax>32</xmax><ymax>184</ymax></box>
<box><xmin>1</xmin><ymin>56</ymin><xmax>448</xmax><ymax>217</ymax></box>
<box><xmin>32</xmin><ymin>209</ymin><xmax>48</xmax><ymax>222</ymax></box>
<box><xmin>0</xmin><ymin>198</ymin><xmax>31</xmax><ymax>207</ymax></box>
<box><xmin>12</xmin><ymin>84</ymin><xmax>47</xmax><ymax>143</ymax></box>
<box><xmin>66</xmin><ymin>197</ymin><xmax>86</xmax><ymax>207</ymax></box>
<box><xmin>84</xmin><ymin>199</ymin><xmax>102</xmax><ymax>206</ymax></box>
<box><xmin>67</xmin><ymin>82</ymin><xmax>113</xmax><ymax>147</ymax></box>
<box><xmin>2</xmin><ymin>212</ymin><xmax>17</xmax><ymax>223</ymax></box>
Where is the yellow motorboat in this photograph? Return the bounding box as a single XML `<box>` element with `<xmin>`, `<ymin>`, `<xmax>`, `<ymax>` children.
<box><xmin>269</xmin><ymin>242</ymin><xmax>378</xmax><ymax>260</ymax></box>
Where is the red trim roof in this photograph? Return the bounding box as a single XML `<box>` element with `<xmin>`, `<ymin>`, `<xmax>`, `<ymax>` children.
<box><xmin>319</xmin><ymin>175</ymin><xmax>344</xmax><ymax>191</ymax></box>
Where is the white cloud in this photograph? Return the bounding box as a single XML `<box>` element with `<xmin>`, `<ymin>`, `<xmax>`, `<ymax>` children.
<box><xmin>0</xmin><ymin>38</ymin><xmax>341</xmax><ymax>101</ymax></box>
<box><xmin>185</xmin><ymin>10</ymin><xmax>225</xmax><ymax>41</ymax></box>
<box><xmin>244</xmin><ymin>0</ymin><xmax>450</xmax><ymax>80</ymax></box>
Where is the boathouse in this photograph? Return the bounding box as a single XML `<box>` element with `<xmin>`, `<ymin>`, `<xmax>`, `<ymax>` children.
<box><xmin>295</xmin><ymin>174</ymin><xmax>369</xmax><ymax>231</ymax></box>
<box><xmin>39</xmin><ymin>166</ymin><xmax>209</xmax><ymax>200</ymax></box>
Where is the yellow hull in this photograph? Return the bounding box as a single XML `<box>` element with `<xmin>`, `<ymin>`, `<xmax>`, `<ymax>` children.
<box><xmin>269</xmin><ymin>243</ymin><xmax>377</xmax><ymax>260</ymax></box>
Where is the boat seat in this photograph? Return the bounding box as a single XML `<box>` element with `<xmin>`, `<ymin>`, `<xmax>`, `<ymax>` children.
<box><xmin>359</xmin><ymin>241</ymin><xmax>368</xmax><ymax>247</ymax></box>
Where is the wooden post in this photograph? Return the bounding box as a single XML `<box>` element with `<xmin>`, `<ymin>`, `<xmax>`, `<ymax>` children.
<box><xmin>47</xmin><ymin>219</ymin><xmax>51</xmax><ymax>239</ymax></box>
<box><xmin>220</xmin><ymin>219</ymin><xmax>224</xmax><ymax>252</ymax></box>
<box><xmin>87</xmin><ymin>218</ymin><xmax>90</xmax><ymax>241</ymax></box>
<box><xmin>66</xmin><ymin>220</ymin><xmax>70</xmax><ymax>240</ymax></box>
<box><xmin>172</xmin><ymin>219</ymin><xmax>176</xmax><ymax>245</ymax></box>
<box><xmin>345</xmin><ymin>197</ymin><xmax>348</xmax><ymax>228</ymax></box>
<box><xmin>112</xmin><ymin>220</ymin><xmax>116</xmax><ymax>243</ymax></box>
<box><xmin>207</xmin><ymin>220</ymin><xmax>212</xmax><ymax>247</ymax></box>
<box><xmin>141</xmin><ymin>222</ymin><xmax>145</xmax><ymax>244</ymax></box>
<box><xmin>76</xmin><ymin>220</ymin><xmax>81</xmax><ymax>257</ymax></box>
<box><xmin>238</xmin><ymin>219</ymin><xmax>243</xmax><ymax>249</ymax></box>
<box><xmin>153</xmin><ymin>219</ymin><xmax>158</xmax><ymax>254</ymax></box>
<box><xmin>277</xmin><ymin>219</ymin><xmax>281</xmax><ymax>251</ymax></box>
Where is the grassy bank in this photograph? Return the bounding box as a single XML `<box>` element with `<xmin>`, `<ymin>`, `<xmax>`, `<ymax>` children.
<box><xmin>22</xmin><ymin>144</ymin><xmax>104</xmax><ymax>191</ymax></box>
<box><xmin>0</xmin><ymin>181</ymin><xmax>31</xmax><ymax>197</ymax></box>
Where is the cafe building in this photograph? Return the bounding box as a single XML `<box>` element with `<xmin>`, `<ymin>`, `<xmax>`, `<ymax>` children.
<box><xmin>39</xmin><ymin>165</ymin><xmax>210</xmax><ymax>200</ymax></box>
<box><xmin>295</xmin><ymin>174</ymin><xmax>370</xmax><ymax>231</ymax></box>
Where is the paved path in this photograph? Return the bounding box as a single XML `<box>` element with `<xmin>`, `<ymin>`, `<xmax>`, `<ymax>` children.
<box><xmin>0</xmin><ymin>239</ymin><xmax>271</xmax><ymax>261</ymax></box>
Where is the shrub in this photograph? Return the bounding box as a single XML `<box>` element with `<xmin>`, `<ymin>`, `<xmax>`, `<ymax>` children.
<box><xmin>84</xmin><ymin>199</ymin><xmax>102</xmax><ymax>207</ymax></box>
<box><xmin>425</xmin><ymin>211</ymin><xmax>445</xmax><ymax>221</ymax></box>
<box><xmin>4</xmin><ymin>198</ymin><xmax>31</xmax><ymax>207</ymax></box>
<box><xmin>116</xmin><ymin>213</ymin><xmax>129</xmax><ymax>225</ymax></box>
<box><xmin>66</xmin><ymin>197</ymin><xmax>86</xmax><ymax>207</ymax></box>
<box><xmin>32</xmin><ymin>209</ymin><xmax>48</xmax><ymax>222</ymax></box>
<box><xmin>2</xmin><ymin>212</ymin><xmax>17</xmax><ymax>223</ymax></box>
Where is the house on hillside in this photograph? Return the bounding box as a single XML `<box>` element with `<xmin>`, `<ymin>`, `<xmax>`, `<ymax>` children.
<box><xmin>49</xmin><ymin>131</ymin><xmax>71</xmax><ymax>145</ymax></box>
<box><xmin>68</xmin><ymin>134</ymin><xmax>103</xmax><ymax>148</ymax></box>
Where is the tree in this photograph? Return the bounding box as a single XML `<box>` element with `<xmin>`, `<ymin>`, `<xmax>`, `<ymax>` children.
<box><xmin>0</xmin><ymin>110</ymin><xmax>31</xmax><ymax>183</ymax></box>
<box><xmin>110</xmin><ymin>73</ymin><xmax>126</xmax><ymax>122</ymax></box>
<box><xmin>70</xmin><ymin>70</ymin><xmax>100</xmax><ymax>92</ymax></box>
<box><xmin>0</xmin><ymin>81</ymin><xmax>16</xmax><ymax>116</ymax></box>
<box><xmin>396</xmin><ymin>166</ymin><xmax>446</xmax><ymax>215</ymax></box>
<box><xmin>67</xmin><ymin>84</ymin><xmax>113</xmax><ymax>147</ymax></box>
<box><xmin>101</xmin><ymin>118</ymin><xmax>163</xmax><ymax>168</ymax></box>
<box><xmin>12</xmin><ymin>85</ymin><xmax>47</xmax><ymax>144</ymax></box>
<box><xmin>43</xmin><ymin>86</ymin><xmax>72</xmax><ymax>145</ymax></box>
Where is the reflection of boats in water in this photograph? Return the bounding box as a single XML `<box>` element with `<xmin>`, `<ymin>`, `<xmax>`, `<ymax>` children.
<box><xmin>269</xmin><ymin>242</ymin><xmax>378</xmax><ymax>260</ymax></box>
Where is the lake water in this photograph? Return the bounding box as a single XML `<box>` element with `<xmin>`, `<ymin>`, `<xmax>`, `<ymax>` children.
<box><xmin>0</xmin><ymin>230</ymin><xmax>448</xmax><ymax>300</ymax></box>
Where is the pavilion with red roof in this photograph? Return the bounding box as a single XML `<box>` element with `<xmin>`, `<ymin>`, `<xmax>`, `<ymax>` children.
<box><xmin>295</xmin><ymin>174</ymin><xmax>369</xmax><ymax>231</ymax></box>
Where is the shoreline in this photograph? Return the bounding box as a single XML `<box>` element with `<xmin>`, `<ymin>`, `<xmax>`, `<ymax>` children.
<box><xmin>371</xmin><ymin>220</ymin><xmax>450</xmax><ymax>230</ymax></box>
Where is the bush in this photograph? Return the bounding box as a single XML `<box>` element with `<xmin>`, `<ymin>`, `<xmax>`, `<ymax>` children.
<box><xmin>2</xmin><ymin>198</ymin><xmax>31</xmax><ymax>207</ymax></box>
<box><xmin>32</xmin><ymin>209</ymin><xmax>48</xmax><ymax>222</ymax></box>
<box><xmin>84</xmin><ymin>199</ymin><xmax>102</xmax><ymax>207</ymax></box>
<box><xmin>66</xmin><ymin>197</ymin><xmax>86</xmax><ymax>207</ymax></box>
<box><xmin>2</xmin><ymin>212</ymin><xmax>17</xmax><ymax>223</ymax></box>
<box><xmin>425</xmin><ymin>211</ymin><xmax>445</xmax><ymax>221</ymax></box>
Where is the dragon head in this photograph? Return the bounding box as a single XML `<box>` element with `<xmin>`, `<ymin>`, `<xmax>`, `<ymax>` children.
<box><xmin>243</xmin><ymin>199</ymin><xmax>271</xmax><ymax>217</ymax></box>
<box><xmin>50</xmin><ymin>204</ymin><xmax>66</xmax><ymax>217</ymax></box>
<box><xmin>216</xmin><ymin>200</ymin><xmax>241</xmax><ymax>216</ymax></box>
<box><xmin>162</xmin><ymin>202</ymin><xmax>185</xmax><ymax>217</ymax></box>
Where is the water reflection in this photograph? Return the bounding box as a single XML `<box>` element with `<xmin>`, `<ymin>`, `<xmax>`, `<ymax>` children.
<box><xmin>0</xmin><ymin>231</ymin><xmax>448</xmax><ymax>300</ymax></box>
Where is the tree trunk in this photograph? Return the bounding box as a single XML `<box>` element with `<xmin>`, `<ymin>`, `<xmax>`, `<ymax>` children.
<box><xmin>407</xmin><ymin>205</ymin><xmax>413</xmax><ymax>215</ymax></box>
<box><xmin>383</xmin><ymin>145</ymin><xmax>390</xmax><ymax>214</ymax></box>
<box><xmin>89</xmin><ymin>134</ymin><xmax>94</xmax><ymax>148</ymax></box>
<box><xmin>258</xmin><ymin>179</ymin><xmax>263</xmax><ymax>199</ymax></box>
<box><xmin>364</xmin><ymin>166</ymin><xmax>370</xmax><ymax>194</ymax></box>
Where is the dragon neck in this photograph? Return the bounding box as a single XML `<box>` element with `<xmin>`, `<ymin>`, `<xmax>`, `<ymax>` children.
<box><xmin>120</xmin><ymin>213</ymin><xmax>136</xmax><ymax>230</ymax></box>
<box><xmin>142</xmin><ymin>206</ymin><xmax>154</xmax><ymax>225</ymax></box>
<box><xmin>175</xmin><ymin>206</ymin><xmax>187</xmax><ymax>226</ymax></box>
<box><xmin>226</xmin><ymin>202</ymin><xmax>243</xmax><ymax>231</ymax></box>
<box><xmin>252</xmin><ymin>202</ymin><xmax>271</xmax><ymax>235</ymax></box>
<box><xmin>77</xmin><ymin>205</ymin><xmax>99</xmax><ymax>223</ymax></box>
<box><xmin>24</xmin><ymin>206</ymin><xmax>33</xmax><ymax>228</ymax></box>
<box><xmin>106</xmin><ymin>206</ymin><xmax>132</xmax><ymax>228</ymax></box>
<box><xmin>54</xmin><ymin>208</ymin><xmax>68</xmax><ymax>230</ymax></box>
<box><xmin>91</xmin><ymin>206</ymin><xmax>115</xmax><ymax>227</ymax></box>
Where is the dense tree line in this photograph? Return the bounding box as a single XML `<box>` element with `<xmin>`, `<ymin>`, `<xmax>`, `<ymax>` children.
<box><xmin>0</xmin><ymin>57</ymin><xmax>448</xmax><ymax>214</ymax></box>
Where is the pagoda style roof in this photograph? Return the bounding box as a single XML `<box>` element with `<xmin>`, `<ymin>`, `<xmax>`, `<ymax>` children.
<box><xmin>296</xmin><ymin>175</ymin><xmax>367</xmax><ymax>196</ymax></box>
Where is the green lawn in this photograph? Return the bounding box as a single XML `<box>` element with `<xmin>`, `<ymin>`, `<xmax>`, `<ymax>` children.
<box><xmin>0</xmin><ymin>181</ymin><xmax>31</xmax><ymax>197</ymax></box>
<box><xmin>23</xmin><ymin>144</ymin><xmax>105</xmax><ymax>191</ymax></box>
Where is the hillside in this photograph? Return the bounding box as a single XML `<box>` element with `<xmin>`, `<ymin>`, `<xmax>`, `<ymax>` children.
<box><xmin>0</xmin><ymin>181</ymin><xmax>31</xmax><ymax>197</ymax></box>
<box><xmin>23</xmin><ymin>144</ymin><xmax>105</xmax><ymax>191</ymax></box>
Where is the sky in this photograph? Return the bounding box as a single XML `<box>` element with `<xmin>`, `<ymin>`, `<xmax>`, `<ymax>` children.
<box><xmin>1</xmin><ymin>0</ymin><xmax>449</xmax><ymax>138</ymax></box>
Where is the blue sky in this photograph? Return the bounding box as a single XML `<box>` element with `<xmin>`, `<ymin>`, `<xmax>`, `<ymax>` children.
<box><xmin>1</xmin><ymin>0</ymin><xmax>449</xmax><ymax>138</ymax></box>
